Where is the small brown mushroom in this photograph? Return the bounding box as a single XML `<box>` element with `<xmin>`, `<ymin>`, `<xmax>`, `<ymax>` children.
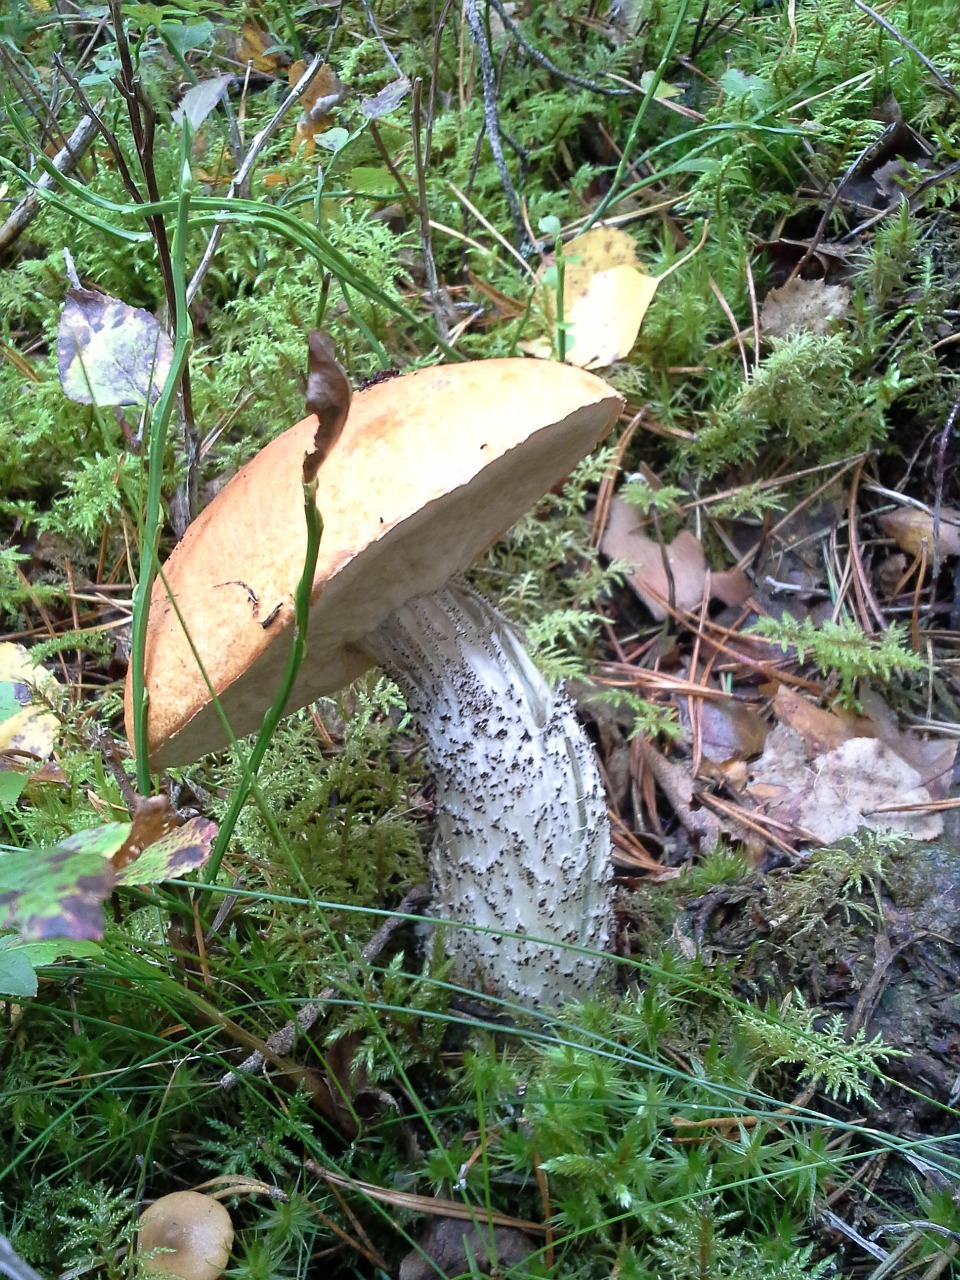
<box><xmin>137</xmin><ymin>1192</ymin><xmax>234</xmax><ymax>1280</ymax></box>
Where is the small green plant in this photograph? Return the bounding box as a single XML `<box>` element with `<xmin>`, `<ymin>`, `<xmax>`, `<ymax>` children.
<box><xmin>641</xmin><ymin>1202</ymin><xmax>833</xmax><ymax>1280</ymax></box>
<box><xmin>749</xmin><ymin>615</ymin><xmax>925</xmax><ymax>708</ymax></box>
<box><xmin>735</xmin><ymin>991</ymin><xmax>900</xmax><ymax>1104</ymax></box>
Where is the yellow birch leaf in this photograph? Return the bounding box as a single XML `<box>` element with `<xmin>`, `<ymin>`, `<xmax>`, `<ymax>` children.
<box><xmin>522</xmin><ymin>223</ymin><xmax>706</xmax><ymax>369</ymax></box>
<box><xmin>565</xmin><ymin>263</ymin><xmax>660</xmax><ymax>369</ymax></box>
<box><xmin>0</xmin><ymin>643</ymin><xmax>61</xmax><ymax>760</ymax></box>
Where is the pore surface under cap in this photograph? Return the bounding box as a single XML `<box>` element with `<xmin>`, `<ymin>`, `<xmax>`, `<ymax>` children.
<box><xmin>129</xmin><ymin>358</ymin><xmax>622</xmax><ymax>767</ymax></box>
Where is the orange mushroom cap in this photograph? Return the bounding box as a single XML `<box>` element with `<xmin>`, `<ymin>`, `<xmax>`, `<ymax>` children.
<box><xmin>127</xmin><ymin>358</ymin><xmax>622</xmax><ymax>768</ymax></box>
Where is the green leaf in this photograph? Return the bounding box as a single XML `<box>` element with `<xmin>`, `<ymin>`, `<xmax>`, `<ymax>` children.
<box><xmin>0</xmin><ymin>935</ymin><xmax>100</xmax><ymax>998</ymax></box>
<box><xmin>0</xmin><ymin>824</ymin><xmax>130</xmax><ymax>942</ymax></box>
<box><xmin>0</xmin><ymin>942</ymin><xmax>37</xmax><ymax>997</ymax></box>
<box><xmin>347</xmin><ymin>166</ymin><xmax>399</xmax><ymax>197</ymax></box>
<box><xmin>0</xmin><ymin>772</ymin><xmax>27</xmax><ymax>807</ymax></box>
<box><xmin>159</xmin><ymin>19</ymin><xmax>216</xmax><ymax>57</ymax></box>
<box><xmin>0</xmin><ymin>682</ymin><xmax>24</xmax><ymax>725</ymax></box>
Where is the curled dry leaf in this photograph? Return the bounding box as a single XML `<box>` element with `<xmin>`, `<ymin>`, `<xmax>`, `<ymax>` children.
<box><xmin>219</xmin><ymin>21</ymin><xmax>282</xmax><ymax>74</ymax></box>
<box><xmin>303</xmin><ymin>330</ymin><xmax>352</xmax><ymax>482</ymax></box>
<box><xmin>879</xmin><ymin>505</ymin><xmax>960</xmax><ymax>561</ymax></box>
<box><xmin>773</xmin><ymin>684</ymin><xmax>871</xmax><ymax>757</ymax></box>
<box><xmin>289</xmin><ymin>60</ymin><xmax>348</xmax><ymax>155</ymax></box>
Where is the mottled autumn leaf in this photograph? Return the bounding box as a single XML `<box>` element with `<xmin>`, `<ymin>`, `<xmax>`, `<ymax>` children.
<box><xmin>0</xmin><ymin>824</ymin><xmax>129</xmax><ymax>941</ymax></box>
<box><xmin>114</xmin><ymin>817</ymin><xmax>217</xmax><ymax>886</ymax></box>
<box><xmin>0</xmin><ymin>642</ymin><xmax>61</xmax><ymax>760</ymax></box>
<box><xmin>57</xmin><ymin>289</ymin><xmax>173</xmax><ymax>407</ymax></box>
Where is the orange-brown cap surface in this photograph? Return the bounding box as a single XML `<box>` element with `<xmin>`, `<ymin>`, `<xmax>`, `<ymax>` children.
<box><xmin>127</xmin><ymin>358</ymin><xmax>623</xmax><ymax>767</ymax></box>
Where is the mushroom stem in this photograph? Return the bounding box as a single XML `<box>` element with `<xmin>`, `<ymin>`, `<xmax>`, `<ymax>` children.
<box><xmin>363</xmin><ymin>579</ymin><xmax>612</xmax><ymax>1006</ymax></box>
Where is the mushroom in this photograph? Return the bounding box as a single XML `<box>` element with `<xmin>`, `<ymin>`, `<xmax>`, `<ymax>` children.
<box><xmin>126</xmin><ymin>359</ymin><xmax>623</xmax><ymax>1006</ymax></box>
<box><xmin>137</xmin><ymin>1192</ymin><xmax>234</xmax><ymax>1280</ymax></box>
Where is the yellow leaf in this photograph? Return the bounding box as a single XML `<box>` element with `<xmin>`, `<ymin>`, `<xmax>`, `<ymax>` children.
<box><xmin>526</xmin><ymin>226</ymin><xmax>659</xmax><ymax>370</ymax></box>
<box><xmin>565</xmin><ymin>263</ymin><xmax>660</xmax><ymax>369</ymax></box>
<box><xmin>0</xmin><ymin>643</ymin><xmax>61</xmax><ymax>760</ymax></box>
<box><xmin>237</xmin><ymin>22</ymin><xmax>280</xmax><ymax>74</ymax></box>
<box><xmin>522</xmin><ymin>223</ymin><xmax>708</xmax><ymax>369</ymax></box>
<box><xmin>638</xmin><ymin>71</ymin><xmax>682</xmax><ymax>100</ymax></box>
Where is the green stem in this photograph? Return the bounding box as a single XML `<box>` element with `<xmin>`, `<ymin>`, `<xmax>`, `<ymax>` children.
<box><xmin>203</xmin><ymin>473</ymin><xmax>324</xmax><ymax>883</ymax></box>
<box><xmin>554</xmin><ymin>231</ymin><xmax>566</xmax><ymax>363</ymax></box>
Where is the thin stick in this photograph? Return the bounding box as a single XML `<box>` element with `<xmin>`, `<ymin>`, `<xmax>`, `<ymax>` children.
<box><xmin>358</xmin><ymin>0</ymin><xmax>403</xmax><ymax>78</ymax></box>
<box><xmin>484</xmin><ymin>0</ymin><xmax>631</xmax><ymax>97</ymax></box>
<box><xmin>220</xmin><ymin>883</ymin><xmax>431</xmax><ymax>1086</ymax></box>
<box><xmin>463</xmin><ymin>0</ymin><xmax>531</xmax><ymax>252</ymax></box>
<box><xmin>929</xmin><ymin>388</ymin><xmax>960</xmax><ymax>592</ymax></box>
<box><xmin>710</xmin><ymin>278</ymin><xmax>749</xmax><ymax>381</ymax></box>
<box><xmin>368</xmin><ymin>119</ymin><xmax>416</xmax><ymax>213</ymax></box>
<box><xmin>850</xmin><ymin>0</ymin><xmax>960</xmax><ymax>104</ymax></box>
<box><xmin>448</xmin><ymin>182</ymin><xmax>536</xmax><ymax>278</ymax></box>
<box><xmin>305</xmin><ymin>1163</ymin><xmax>547</xmax><ymax>1235</ymax></box>
<box><xmin>53</xmin><ymin>55</ymin><xmax>144</xmax><ymax>202</ymax></box>
<box><xmin>426</xmin><ymin>0</ymin><xmax>455</xmax><ymax>169</ymax></box>
<box><xmin>581</xmin><ymin>0</ymin><xmax>694</xmax><ymax>230</ymax></box>
<box><xmin>0</xmin><ymin>111</ymin><xmax>100</xmax><ymax>254</ymax></box>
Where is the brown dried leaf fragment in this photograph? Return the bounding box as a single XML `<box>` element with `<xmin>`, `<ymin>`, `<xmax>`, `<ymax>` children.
<box><xmin>879</xmin><ymin>506</ymin><xmax>960</xmax><ymax>561</ymax></box>
<box><xmin>760</xmin><ymin>278</ymin><xmax>850</xmax><ymax>338</ymax></box>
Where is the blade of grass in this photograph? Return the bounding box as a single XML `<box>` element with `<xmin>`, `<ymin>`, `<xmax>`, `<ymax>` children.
<box><xmin>130</xmin><ymin>132</ymin><xmax>194</xmax><ymax>792</ymax></box>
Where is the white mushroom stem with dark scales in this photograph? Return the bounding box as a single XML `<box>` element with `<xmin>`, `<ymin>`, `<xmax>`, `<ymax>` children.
<box><xmin>363</xmin><ymin>579</ymin><xmax>612</xmax><ymax>1006</ymax></box>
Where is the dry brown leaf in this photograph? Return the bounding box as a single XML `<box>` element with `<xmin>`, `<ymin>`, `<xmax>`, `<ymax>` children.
<box><xmin>288</xmin><ymin>61</ymin><xmax>348</xmax><ymax>155</ymax></box>
<box><xmin>695</xmin><ymin>700</ymin><xmax>769</xmax><ymax>764</ymax></box>
<box><xmin>856</xmin><ymin>687</ymin><xmax>957</xmax><ymax>799</ymax></box>
<box><xmin>600</xmin><ymin>497</ymin><xmax>706</xmax><ymax>619</ymax></box>
<box><xmin>236</xmin><ymin>22</ymin><xmax>281</xmax><ymax>73</ymax></box>
<box><xmin>801</xmin><ymin>738</ymin><xmax>943</xmax><ymax>842</ymax></box>
<box><xmin>760</xmin><ymin>278</ymin><xmax>850</xmax><ymax>338</ymax></box>
<box><xmin>773</xmin><ymin>685</ymin><xmax>871</xmax><ymax>756</ymax></box>
<box><xmin>711</xmin><ymin>566</ymin><xmax>753</xmax><ymax>607</ymax></box>
<box><xmin>303</xmin><ymin>330</ymin><xmax>352</xmax><ymax>481</ymax></box>
<box><xmin>879</xmin><ymin>506</ymin><xmax>960</xmax><ymax>560</ymax></box>
<box><xmin>748</xmin><ymin>726</ymin><xmax>943</xmax><ymax>843</ymax></box>
<box><xmin>400</xmin><ymin>1220</ymin><xmax>538</xmax><ymax>1280</ymax></box>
